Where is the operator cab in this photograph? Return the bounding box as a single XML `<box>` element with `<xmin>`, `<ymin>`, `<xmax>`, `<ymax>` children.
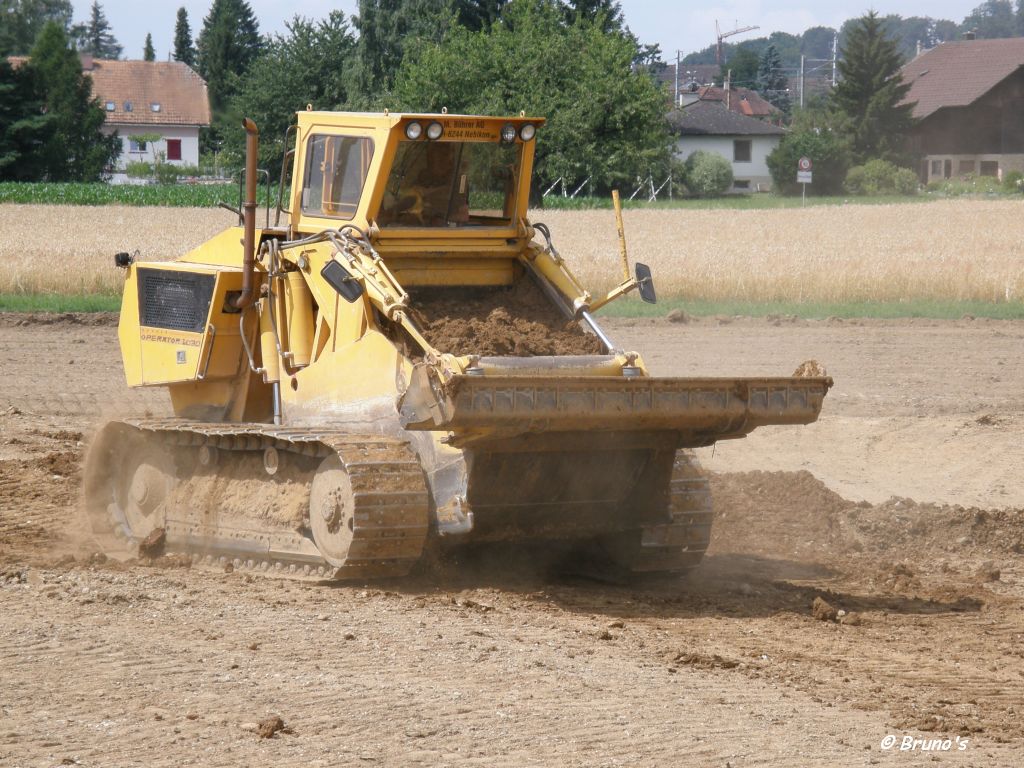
<box><xmin>281</xmin><ymin>112</ymin><xmax>542</xmax><ymax>239</ymax></box>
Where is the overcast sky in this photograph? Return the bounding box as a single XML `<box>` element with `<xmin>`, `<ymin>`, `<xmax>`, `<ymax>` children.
<box><xmin>73</xmin><ymin>0</ymin><xmax>985</xmax><ymax>63</ymax></box>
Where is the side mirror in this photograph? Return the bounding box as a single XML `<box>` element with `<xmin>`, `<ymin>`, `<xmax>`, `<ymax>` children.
<box><xmin>321</xmin><ymin>260</ymin><xmax>364</xmax><ymax>303</ymax></box>
<box><xmin>635</xmin><ymin>262</ymin><xmax>656</xmax><ymax>304</ymax></box>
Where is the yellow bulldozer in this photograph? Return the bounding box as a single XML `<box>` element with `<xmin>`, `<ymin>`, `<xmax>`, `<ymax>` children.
<box><xmin>83</xmin><ymin>110</ymin><xmax>831</xmax><ymax>579</ymax></box>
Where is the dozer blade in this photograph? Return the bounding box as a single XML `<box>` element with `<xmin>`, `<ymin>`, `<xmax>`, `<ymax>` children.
<box><xmin>399</xmin><ymin>367</ymin><xmax>832</xmax><ymax>448</ymax></box>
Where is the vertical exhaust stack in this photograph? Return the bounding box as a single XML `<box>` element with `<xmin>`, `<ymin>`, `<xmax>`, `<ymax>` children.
<box><xmin>233</xmin><ymin>118</ymin><xmax>260</xmax><ymax>309</ymax></box>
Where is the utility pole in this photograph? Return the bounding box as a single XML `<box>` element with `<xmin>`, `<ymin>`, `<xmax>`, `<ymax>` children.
<box><xmin>832</xmin><ymin>32</ymin><xmax>838</xmax><ymax>87</ymax></box>
<box><xmin>725</xmin><ymin>69</ymin><xmax>731</xmax><ymax>110</ymax></box>
<box><xmin>675</xmin><ymin>49</ymin><xmax>681</xmax><ymax>107</ymax></box>
<box><xmin>799</xmin><ymin>55</ymin><xmax>805</xmax><ymax>108</ymax></box>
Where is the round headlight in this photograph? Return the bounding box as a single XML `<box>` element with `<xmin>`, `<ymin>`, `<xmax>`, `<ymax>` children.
<box><xmin>519</xmin><ymin>123</ymin><xmax>536</xmax><ymax>142</ymax></box>
<box><xmin>405</xmin><ymin>121</ymin><xmax>423</xmax><ymax>140</ymax></box>
<box><xmin>426</xmin><ymin>121</ymin><xmax>444</xmax><ymax>140</ymax></box>
<box><xmin>500</xmin><ymin>123</ymin><xmax>517</xmax><ymax>143</ymax></box>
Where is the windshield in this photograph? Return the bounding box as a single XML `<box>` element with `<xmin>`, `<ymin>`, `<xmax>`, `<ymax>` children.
<box><xmin>378</xmin><ymin>141</ymin><xmax>521</xmax><ymax>227</ymax></box>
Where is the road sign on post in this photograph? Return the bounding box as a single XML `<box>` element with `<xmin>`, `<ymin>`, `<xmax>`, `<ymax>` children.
<box><xmin>797</xmin><ymin>156</ymin><xmax>812</xmax><ymax>204</ymax></box>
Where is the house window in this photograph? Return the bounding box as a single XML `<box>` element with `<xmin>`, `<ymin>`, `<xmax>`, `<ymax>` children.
<box><xmin>930</xmin><ymin>159</ymin><xmax>943</xmax><ymax>177</ymax></box>
<box><xmin>733</xmin><ymin>180</ymin><xmax>751</xmax><ymax>190</ymax></box>
<box><xmin>733</xmin><ymin>139</ymin><xmax>752</xmax><ymax>163</ymax></box>
<box><xmin>150</xmin><ymin>102</ymin><xmax>161</xmax><ymax>112</ymax></box>
<box><xmin>166</xmin><ymin>139</ymin><xmax>182</xmax><ymax>162</ymax></box>
<box><xmin>980</xmin><ymin>160</ymin><xmax>999</xmax><ymax>177</ymax></box>
<box><xmin>301</xmin><ymin>135</ymin><xmax>374</xmax><ymax>220</ymax></box>
<box><xmin>105</xmin><ymin>101</ymin><xmax>115</xmax><ymax>111</ymax></box>
<box><xmin>958</xmin><ymin>159</ymin><xmax>976</xmax><ymax>175</ymax></box>
<box><xmin>123</xmin><ymin>101</ymin><xmax>133</xmax><ymax>112</ymax></box>
<box><xmin>129</xmin><ymin>138</ymin><xmax>147</xmax><ymax>153</ymax></box>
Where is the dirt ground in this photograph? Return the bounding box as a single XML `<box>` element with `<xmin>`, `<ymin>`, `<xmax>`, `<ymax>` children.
<box><xmin>1</xmin><ymin>313</ymin><xmax>1022</xmax><ymax>767</ymax></box>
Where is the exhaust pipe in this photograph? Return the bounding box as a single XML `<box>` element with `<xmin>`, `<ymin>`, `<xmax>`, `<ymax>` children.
<box><xmin>233</xmin><ymin>118</ymin><xmax>260</xmax><ymax>309</ymax></box>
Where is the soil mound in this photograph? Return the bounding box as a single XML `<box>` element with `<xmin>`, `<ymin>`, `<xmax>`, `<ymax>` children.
<box><xmin>409</xmin><ymin>279</ymin><xmax>604</xmax><ymax>357</ymax></box>
<box><xmin>709</xmin><ymin>470</ymin><xmax>1024</xmax><ymax>562</ymax></box>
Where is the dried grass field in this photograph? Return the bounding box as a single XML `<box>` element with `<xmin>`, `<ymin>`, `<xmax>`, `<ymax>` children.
<box><xmin>2</xmin><ymin>199</ymin><xmax>1023</xmax><ymax>303</ymax></box>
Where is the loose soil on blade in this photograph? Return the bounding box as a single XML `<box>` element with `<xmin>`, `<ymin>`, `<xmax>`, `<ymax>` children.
<box><xmin>1</xmin><ymin>314</ymin><xmax>1022</xmax><ymax>767</ymax></box>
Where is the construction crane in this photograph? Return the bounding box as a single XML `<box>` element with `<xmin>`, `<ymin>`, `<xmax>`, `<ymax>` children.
<box><xmin>716</xmin><ymin>20</ymin><xmax>760</xmax><ymax>65</ymax></box>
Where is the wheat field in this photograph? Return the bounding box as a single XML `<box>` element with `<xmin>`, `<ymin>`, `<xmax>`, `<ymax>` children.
<box><xmin>1</xmin><ymin>200</ymin><xmax>1022</xmax><ymax>303</ymax></box>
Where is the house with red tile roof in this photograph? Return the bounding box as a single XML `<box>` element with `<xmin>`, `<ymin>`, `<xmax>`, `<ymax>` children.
<box><xmin>10</xmin><ymin>55</ymin><xmax>211</xmax><ymax>178</ymax></box>
<box><xmin>902</xmin><ymin>38</ymin><xmax>1024</xmax><ymax>183</ymax></box>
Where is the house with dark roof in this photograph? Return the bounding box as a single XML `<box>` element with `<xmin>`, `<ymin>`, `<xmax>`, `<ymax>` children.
<box><xmin>668</xmin><ymin>101</ymin><xmax>786</xmax><ymax>192</ymax></box>
<box><xmin>902</xmin><ymin>38</ymin><xmax>1024</xmax><ymax>183</ymax></box>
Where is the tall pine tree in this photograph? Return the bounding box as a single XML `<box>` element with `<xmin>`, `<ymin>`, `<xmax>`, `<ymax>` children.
<box><xmin>832</xmin><ymin>11</ymin><xmax>915</xmax><ymax>164</ymax></box>
<box><xmin>0</xmin><ymin>0</ymin><xmax>74</xmax><ymax>56</ymax></box>
<box><xmin>28</xmin><ymin>22</ymin><xmax>120</xmax><ymax>179</ymax></box>
<box><xmin>143</xmin><ymin>33</ymin><xmax>155</xmax><ymax>61</ymax></box>
<box><xmin>0</xmin><ymin>59</ymin><xmax>57</xmax><ymax>180</ymax></box>
<box><xmin>756</xmin><ymin>43</ymin><xmax>790</xmax><ymax>113</ymax></box>
<box><xmin>173</xmin><ymin>7</ymin><xmax>196</xmax><ymax>66</ymax></box>
<box><xmin>349</xmin><ymin>0</ymin><xmax>453</xmax><ymax>101</ymax></box>
<box><xmin>72</xmin><ymin>1</ymin><xmax>123</xmax><ymax>59</ymax></box>
<box><xmin>197</xmin><ymin>0</ymin><xmax>261</xmax><ymax>112</ymax></box>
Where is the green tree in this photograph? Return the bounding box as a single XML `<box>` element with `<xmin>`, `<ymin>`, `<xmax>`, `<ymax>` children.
<box><xmin>801</xmin><ymin>26</ymin><xmax>837</xmax><ymax>59</ymax></box>
<box><xmin>563</xmin><ymin>0</ymin><xmax>622</xmax><ymax>32</ymax></box>
<box><xmin>0</xmin><ymin>59</ymin><xmax>56</xmax><ymax>180</ymax></box>
<box><xmin>72</xmin><ymin>1</ymin><xmax>123</xmax><ymax>59</ymax></box>
<box><xmin>767</xmin><ymin>104</ymin><xmax>852</xmax><ymax>194</ymax></box>
<box><xmin>173</xmin><ymin>7</ymin><xmax>197</xmax><ymax>66</ymax></box>
<box><xmin>831</xmin><ymin>11</ymin><xmax>915</xmax><ymax>164</ymax></box>
<box><xmin>756</xmin><ymin>43</ymin><xmax>790</xmax><ymax>112</ymax></box>
<box><xmin>960</xmin><ymin>0</ymin><xmax>1017</xmax><ymax>37</ymax></box>
<box><xmin>720</xmin><ymin>45</ymin><xmax>759</xmax><ymax>88</ymax></box>
<box><xmin>349</xmin><ymin>0</ymin><xmax>454</xmax><ymax>101</ymax></box>
<box><xmin>0</xmin><ymin>0</ymin><xmax>73</xmax><ymax>56</ymax></box>
<box><xmin>28</xmin><ymin>22</ymin><xmax>120</xmax><ymax>179</ymax></box>
<box><xmin>452</xmin><ymin>0</ymin><xmax>507</xmax><ymax>30</ymax></box>
<box><xmin>391</xmin><ymin>0</ymin><xmax>671</xmax><ymax>195</ymax></box>
<box><xmin>143</xmin><ymin>32</ymin><xmax>155</xmax><ymax>61</ymax></box>
<box><xmin>197</xmin><ymin>0</ymin><xmax>262</xmax><ymax>112</ymax></box>
<box><xmin>226</xmin><ymin>12</ymin><xmax>358</xmax><ymax>174</ymax></box>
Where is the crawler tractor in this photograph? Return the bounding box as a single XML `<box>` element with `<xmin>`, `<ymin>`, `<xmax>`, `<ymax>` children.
<box><xmin>83</xmin><ymin>111</ymin><xmax>831</xmax><ymax>579</ymax></box>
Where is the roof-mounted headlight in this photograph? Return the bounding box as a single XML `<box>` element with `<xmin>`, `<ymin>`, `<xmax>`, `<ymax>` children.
<box><xmin>405</xmin><ymin>121</ymin><xmax>423</xmax><ymax>140</ymax></box>
<box><xmin>519</xmin><ymin>123</ymin><xmax>536</xmax><ymax>141</ymax></box>
<box><xmin>426</xmin><ymin>121</ymin><xmax>444</xmax><ymax>140</ymax></box>
<box><xmin>500</xmin><ymin>123</ymin><xmax>517</xmax><ymax>143</ymax></box>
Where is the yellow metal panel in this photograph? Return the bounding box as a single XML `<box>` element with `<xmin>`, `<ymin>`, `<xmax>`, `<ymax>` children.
<box><xmin>118</xmin><ymin>264</ymin><xmax>143</xmax><ymax>386</ymax></box>
<box><xmin>282</xmin><ymin>330</ymin><xmax>407</xmax><ymax>427</ymax></box>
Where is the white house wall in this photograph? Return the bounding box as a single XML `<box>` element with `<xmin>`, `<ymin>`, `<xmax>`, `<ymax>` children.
<box><xmin>103</xmin><ymin>125</ymin><xmax>201</xmax><ymax>170</ymax></box>
<box><xmin>675</xmin><ymin>135</ymin><xmax>781</xmax><ymax>192</ymax></box>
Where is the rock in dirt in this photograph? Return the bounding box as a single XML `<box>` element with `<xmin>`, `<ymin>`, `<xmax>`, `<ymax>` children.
<box><xmin>137</xmin><ymin>527</ymin><xmax>166</xmax><ymax>559</ymax></box>
<box><xmin>666</xmin><ymin>309</ymin><xmax>690</xmax><ymax>324</ymax></box>
<box><xmin>812</xmin><ymin>596</ymin><xmax>838</xmax><ymax>622</ymax></box>
<box><xmin>257</xmin><ymin>715</ymin><xmax>290</xmax><ymax>739</ymax></box>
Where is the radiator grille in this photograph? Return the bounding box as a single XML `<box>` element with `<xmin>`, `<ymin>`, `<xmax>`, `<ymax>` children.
<box><xmin>137</xmin><ymin>269</ymin><xmax>215</xmax><ymax>333</ymax></box>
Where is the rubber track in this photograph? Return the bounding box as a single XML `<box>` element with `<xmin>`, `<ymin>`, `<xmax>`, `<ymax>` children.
<box><xmin>122</xmin><ymin>419</ymin><xmax>430</xmax><ymax>581</ymax></box>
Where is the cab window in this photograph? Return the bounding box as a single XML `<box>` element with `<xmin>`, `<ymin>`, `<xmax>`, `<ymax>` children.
<box><xmin>378</xmin><ymin>141</ymin><xmax>521</xmax><ymax>227</ymax></box>
<box><xmin>301</xmin><ymin>135</ymin><xmax>374</xmax><ymax>219</ymax></box>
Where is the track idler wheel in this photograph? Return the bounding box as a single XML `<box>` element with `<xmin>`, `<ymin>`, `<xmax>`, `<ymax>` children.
<box><xmin>82</xmin><ymin>422</ymin><xmax>176</xmax><ymax>556</ymax></box>
<box><xmin>309</xmin><ymin>455</ymin><xmax>356</xmax><ymax>566</ymax></box>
